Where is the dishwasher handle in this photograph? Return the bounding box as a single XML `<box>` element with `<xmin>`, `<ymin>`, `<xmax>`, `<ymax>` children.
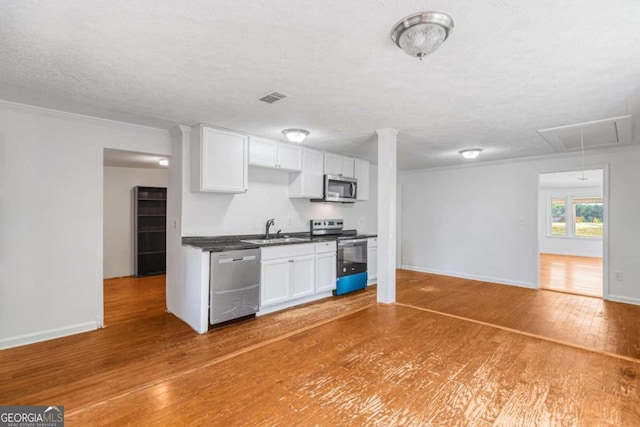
<box><xmin>218</xmin><ymin>255</ymin><xmax>257</xmax><ymax>264</ymax></box>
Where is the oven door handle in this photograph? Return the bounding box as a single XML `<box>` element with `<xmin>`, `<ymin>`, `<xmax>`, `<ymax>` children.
<box><xmin>338</xmin><ymin>239</ymin><xmax>367</xmax><ymax>245</ymax></box>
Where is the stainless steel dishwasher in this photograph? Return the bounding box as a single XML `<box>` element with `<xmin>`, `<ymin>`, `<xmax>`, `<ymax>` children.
<box><xmin>210</xmin><ymin>248</ymin><xmax>261</xmax><ymax>326</ymax></box>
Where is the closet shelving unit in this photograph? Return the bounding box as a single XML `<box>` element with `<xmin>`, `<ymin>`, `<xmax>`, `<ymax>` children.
<box><xmin>134</xmin><ymin>186</ymin><xmax>167</xmax><ymax>277</ymax></box>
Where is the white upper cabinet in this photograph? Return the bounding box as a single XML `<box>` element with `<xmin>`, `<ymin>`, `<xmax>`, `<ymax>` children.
<box><xmin>248</xmin><ymin>137</ymin><xmax>277</xmax><ymax>167</ymax></box>
<box><xmin>249</xmin><ymin>136</ymin><xmax>302</xmax><ymax>172</ymax></box>
<box><xmin>289</xmin><ymin>148</ymin><xmax>324</xmax><ymax>198</ymax></box>
<box><xmin>324</xmin><ymin>153</ymin><xmax>354</xmax><ymax>178</ymax></box>
<box><xmin>190</xmin><ymin>124</ymin><xmax>248</xmax><ymax>193</ymax></box>
<box><xmin>277</xmin><ymin>144</ymin><xmax>303</xmax><ymax>171</ymax></box>
<box><xmin>354</xmin><ymin>158</ymin><xmax>370</xmax><ymax>201</ymax></box>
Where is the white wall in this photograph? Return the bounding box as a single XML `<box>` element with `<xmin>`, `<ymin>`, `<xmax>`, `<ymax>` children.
<box><xmin>538</xmin><ymin>185</ymin><xmax>603</xmax><ymax>257</ymax></box>
<box><xmin>400</xmin><ymin>146</ymin><xmax>640</xmax><ymax>305</ymax></box>
<box><xmin>103</xmin><ymin>166</ymin><xmax>168</xmax><ymax>279</ymax></box>
<box><xmin>0</xmin><ymin>102</ymin><xmax>171</xmax><ymax>349</ymax></box>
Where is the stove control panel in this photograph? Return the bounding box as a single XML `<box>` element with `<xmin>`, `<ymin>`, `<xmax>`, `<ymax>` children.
<box><xmin>310</xmin><ymin>219</ymin><xmax>344</xmax><ymax>235</ymax></box>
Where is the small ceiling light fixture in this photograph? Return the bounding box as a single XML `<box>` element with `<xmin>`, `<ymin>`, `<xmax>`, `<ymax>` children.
<box><xmin>282</xmin><ymin>129</ymin><xmax>309</xmax><ymax>143</ymax></box>
<box><xmin>159</xmin><ymin>158</ymin><xmax>169</xmax><ymax>166</ymax></box>
<box><xmin>459</xmin><ymin>149</ymin><xmax>483</xmax><ymax>160</ymax></box>
<box><xmin>390</xmin><ymin>11</ymin><xmax>454</xmax><ymax>60</ymax></box>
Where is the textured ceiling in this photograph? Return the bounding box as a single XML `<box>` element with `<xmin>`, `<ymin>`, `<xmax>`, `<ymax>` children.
<box><xmin>539</xmin><ymin>169</ymin><xmax>603</xmax><ymax>189</ymax></box>
<box><xmin>1</xmin><ymin>1</ymin><xmax>639</xmax><ymax>170</ymax></box>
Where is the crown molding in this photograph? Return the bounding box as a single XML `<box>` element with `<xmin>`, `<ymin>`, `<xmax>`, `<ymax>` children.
<box><xmin>0</xmin><ymin>99</ymin><xmax>170</xmax><ymax>136</ymax></box>
<box><xmin>400</xmin><ymin>143</ymin><xmax>640</xmax><ymax>175</ymax></box>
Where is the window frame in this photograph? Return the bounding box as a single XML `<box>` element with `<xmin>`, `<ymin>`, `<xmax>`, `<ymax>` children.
<box><xmin>547</xmin><ymin>195</ymin><xmax>603</xmax><ymax>240</ymax></box>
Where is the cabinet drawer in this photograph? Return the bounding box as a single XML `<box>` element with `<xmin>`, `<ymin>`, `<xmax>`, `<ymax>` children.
<box><xmin>368</xmin><ymin>237</ymin><xmax>378</xmax><ymax>248</ymax></box>
<box><xmin>261</xmin><ymin>243</ymin><xmax>315</xmax><ymax>260</ymax></box>
<box><xmin>315</xmin><ymin>241</ymin><xmax>336</xmax><ymax>254</ymax></box>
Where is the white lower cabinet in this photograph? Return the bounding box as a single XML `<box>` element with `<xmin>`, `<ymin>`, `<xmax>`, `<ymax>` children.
<box><xmin>259</xmin><ymin>241</ymin><xmax>337</xmax><ymax>313</ymax></box>
<box><xmin>367</xmin><ymin>238</ymin><xmax>378</xmax><ymax>284</ymax></box>
<box><xmin>290</xmin><ymin>255</ymin><xmax>316</xmax><ymax>299</ymax></box>
<box><xmin>261</xmin><ymin>259</ymin><xmax>292</xmax><ymax>307</ymax></box>
<box><xmin>315</xmin><ymin>242</ymin><xmax>337</xmax><ymax>293</ymax></box>
<box><xmin>260</xmin><ymin>244</ymin><xmax>316</xmax><ymax>309</ymax></box>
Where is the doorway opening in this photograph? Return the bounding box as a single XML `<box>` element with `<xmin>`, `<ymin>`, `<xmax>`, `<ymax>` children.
<box><xmin>538</xmin><ymin>169</ymin><xmax>604</xmax><ymax>297</ymax></box>
<box><xmin>103</xmin><ymin>148</ymin><xmax>169</xmax><ymax>326</ymax></box>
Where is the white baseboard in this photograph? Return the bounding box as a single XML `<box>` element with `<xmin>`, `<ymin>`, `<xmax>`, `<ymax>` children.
<box><xmin>605</xmin><ymin>294</ymin><xmax>640</xmax><ymax>306</ymax></box>
<box><xmin>0</xmin><ymin>321</ymin><xmax>100</xmax><ymax>350</ymax></box>
<box><xmin>401</xmin><ymin>265</ymin><xmax>535</xmax><ymax>289</ymax></box>
<box><xmin>540</xmin><ymin>251</ymin><xmax>602</xmax><ymax>258</ymax></box>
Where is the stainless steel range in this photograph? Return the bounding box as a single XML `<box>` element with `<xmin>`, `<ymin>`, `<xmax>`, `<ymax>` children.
<box><xmin>310</xmin><ymin>219</ymin><xmax>368</xmax><ymax>295</ymax></box>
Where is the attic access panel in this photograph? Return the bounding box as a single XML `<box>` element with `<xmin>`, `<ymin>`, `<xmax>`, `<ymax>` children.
<box><xmin>537</xmin><ymin>115</ymin><xmax>633</xmax><ymax>152</ymax></box>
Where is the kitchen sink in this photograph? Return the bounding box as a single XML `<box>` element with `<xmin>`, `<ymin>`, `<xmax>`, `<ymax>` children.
<box><xmin>241</xmin><ymin>237</ymin><xmax>311</xmax><ymax>245</ymax></box>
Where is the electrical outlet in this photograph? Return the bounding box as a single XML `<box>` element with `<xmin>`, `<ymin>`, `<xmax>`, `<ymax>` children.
<box><xmin>518</xmin><ymin>216</ymin><xmax>525</xmax><ymax>225</ymax></box>
<box><xmin>614</xmin><ymin>271</ymin><xmax>623</xmax><ymax>281</ymax></box>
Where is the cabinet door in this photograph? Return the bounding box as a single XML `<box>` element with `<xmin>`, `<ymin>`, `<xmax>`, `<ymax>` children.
<box><xmin>290</xmin><ymin>255</ymin><xmax>315</xmax><ymax>299</ymax></box>
<box><xmin>367</xmin><ymin>247</ymin><xmax>378</xmax><ymax>282</ymax></box>
<box><xmin>315</xmin><ymin>252</ymin><xmax>336</xmax><ymax>293</ymax></box>
<box><xmin>324</xmin><ymin>153</ymin><xmax>344</xmax><ymax>176</ymax></box>
<box><xmin>289</xmin><ymin>148</ymin><xmax>324</xmax><ymax>198</ymax></box>
<box><xmin>341</xmin><ymin>157</ymin><xmax>355</xmax><ymax>178</ymax></box>
<box><xmin>354</xmin><ymin>158</ymin><xmax>369</xmax><ymax>201</ymax></box>
<box><xmin>277</xmin><ymin>143</ymin><xmax>303</xmax><ymax>172</ymax></box>
<box><xmin>194</xmin><ymin>126</ymin><xmax>248</xmax><ymax>193</ymax></box>
<box><xmin>249</xmin><ymin>137</ymin><xmax>277</xmax><ymax>168</ymax></box>
<box><xmin>261</xmin><ymin>259</ymin><xmax>290</xmax><ymax>307</ymax></box>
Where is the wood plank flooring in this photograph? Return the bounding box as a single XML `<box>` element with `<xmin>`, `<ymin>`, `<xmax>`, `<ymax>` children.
<box><xmin>66</xmin><ymin>305</ymin><xmax>640</xmax><ymax>426</ymax></box>
<box><xmin>103</xmin><ymin>275</ymin><xmax>167</xmax><ymax>325</ymax></box>
<box><xmin>2</xmin><ymin>273</ymin><xmax>640</xmax><ymax>425</ymax></box>
<box><xmin>0</xmin><ymin>276</ymin><xmax>376</xmax><ymax>411</ymax></box>
<box><xmin>397</xmin><ymin>269</ymin><xmax>640</xmax><ymax>360</ymax></box>
<box><xmin>539</xmin><ymin>253</ymin><xmax>603</xmax><ymax>297</ymax></box>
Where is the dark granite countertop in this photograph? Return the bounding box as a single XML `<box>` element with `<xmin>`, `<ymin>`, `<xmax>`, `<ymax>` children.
<box><xmin>182</xmin><ymin>230</ymin><xmax>377</xmax><ymax>252</ymax></box>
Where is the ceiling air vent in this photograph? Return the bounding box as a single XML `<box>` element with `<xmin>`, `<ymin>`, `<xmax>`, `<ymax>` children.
<box><xmin>258</xmin><ymin>91</ymin><xmax>288</xmax><ymax>104</ymax></box>
<box><xmin>538</xmin><ymin>115</ymin><xmax>633</xmax><ymax>152</ymax></box>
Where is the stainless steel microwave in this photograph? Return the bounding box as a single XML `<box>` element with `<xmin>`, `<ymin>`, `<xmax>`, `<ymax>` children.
<box><xmin>315</xmin><ymin>174</ymin><xmax>357</xmax><ymax>203</ymax></box>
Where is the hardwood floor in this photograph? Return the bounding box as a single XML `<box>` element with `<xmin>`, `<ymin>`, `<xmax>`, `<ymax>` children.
<box><xmin>396</xmin><ymin>269</ymin><xmax>640</xmax><ymax>360</ymax></box>
<box><xmin>539</xmin><ymin>253</ymin><xmax>603</xmax><ymax>297</ymax></box>
<box><xmin>0</xmin><ymin>276</ymin><xmax>376</xmax><ymax>411</ymax></box>
<box><xmin>2</xmin><ymin>273</ymin><xmax>640</xmax><ymax>425</ymax></box>
<box><xmin>103</xmin><ymin>275</ymin><xmax>167</xmax><ymax>325</ymax></box>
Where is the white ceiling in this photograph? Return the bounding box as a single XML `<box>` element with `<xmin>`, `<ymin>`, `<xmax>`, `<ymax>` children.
<box><xmin>539</xmin><ymin>169</ymin><xmax>603</xmax><ymax>189</ymax></box>
<box><xmin>1</xmin><ymin>1</ymin><xmax>639</xmax><ymax>170</ymax></box>
<box><xmin>104</xmin><ymin>149</ymin><xmax>168</xmax><ymax>169</ymax></box>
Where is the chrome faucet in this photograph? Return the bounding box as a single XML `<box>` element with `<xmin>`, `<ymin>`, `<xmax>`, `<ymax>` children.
<box><xmin>265</xmin><ymin>218</ymin><xmax>275</xmax><ymax>239</ymax></box>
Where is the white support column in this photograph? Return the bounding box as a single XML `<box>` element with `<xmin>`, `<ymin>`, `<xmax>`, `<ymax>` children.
<box><xmin>376</xmin><ymin>128</ymin><xmax>398</xmax><ymax>304</ymax></box>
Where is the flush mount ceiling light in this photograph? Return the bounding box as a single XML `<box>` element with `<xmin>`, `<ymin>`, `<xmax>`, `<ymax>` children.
<box><xmin>459</xmin><ymin>149</ymin><xmax>483</xmax><ymax>159</ymax></box>
<box><xmin>158</xmin><ymin>158</ymin><xmax>169</xmax><ymax>166</ymax></box>
<box><xmin>282</xmin><ymin>129</ymin><xmax>309</xmax><ymax>143</ymax></box>
<box><xmin>390</xmin><ymin>11</ymin><xmax>454</xmax><ymax>60</ymax></box>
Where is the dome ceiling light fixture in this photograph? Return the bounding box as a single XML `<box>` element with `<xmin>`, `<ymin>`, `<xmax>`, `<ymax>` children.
<box><xmin>282</xmin><ymin>128</ymin><xmax>309</xmax><ymax>143</ymax></box>
<box><xmin>459</xmin><ymin>149</ymin><xmax>483</xmax><ymax>160</ymax></box>
<box><xmin>390</xmin><ymin>11</ymin><xmax>455</xmax><ymax>60</ymax></box>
